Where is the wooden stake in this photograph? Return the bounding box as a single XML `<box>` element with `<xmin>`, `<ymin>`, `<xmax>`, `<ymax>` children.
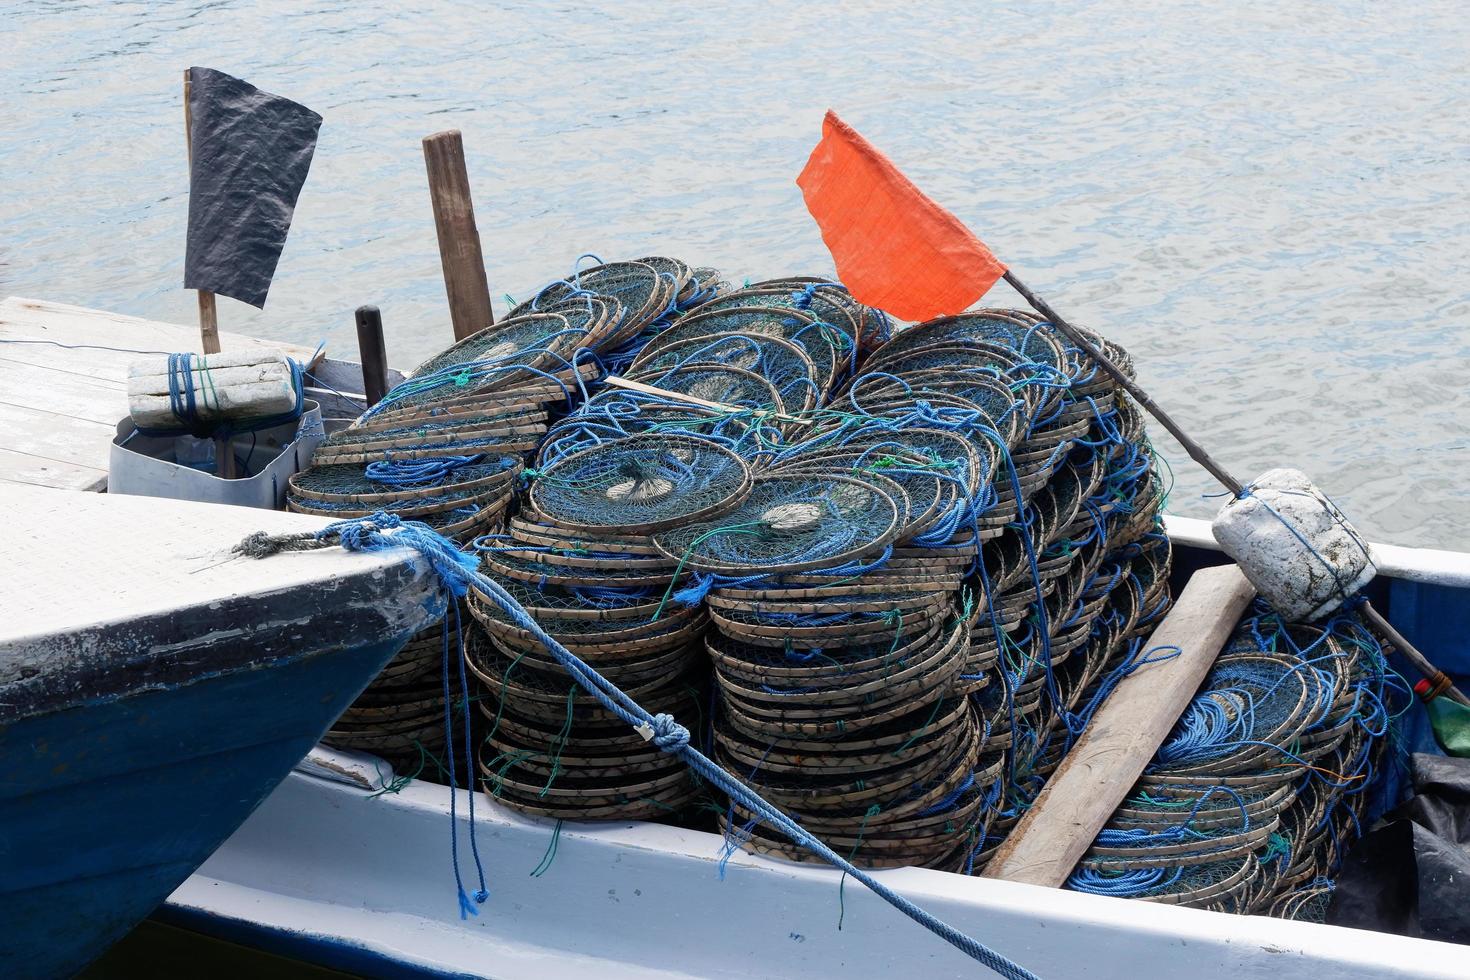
<box><xmin>354</xmin><ymin>305</ymin><xmax>390</xmax><ymax>407</ymax></box>
<box><xmin>422</xmin><ymin>130</ymin><xmax>494</xmax><ymax>342</ymax></box>
<box><xmin>602</xmin><ymin>374</ymin><xmax>813</xmax><ymax>427</ymax></box>
<box><xmin>183</xmin><ymin>69</ymin><xmax>222</xmax><ymax>357</ymax></box>
<box><xmin>983</xmin><ymin>564</ymin><xmax>1257</xmax><ymax>888</ymax></box>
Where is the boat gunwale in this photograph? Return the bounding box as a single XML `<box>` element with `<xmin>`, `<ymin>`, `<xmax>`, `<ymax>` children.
<box><xmin>1164</xmin><ymin>513</ymin><xmax>1470</xmax><ymax>588</ymax></box>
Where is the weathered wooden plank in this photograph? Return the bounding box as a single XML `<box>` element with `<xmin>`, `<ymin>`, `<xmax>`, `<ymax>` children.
<box><xmin>982</xmin><ymin>563</ymin><xmax>1257</xmax><ymax>888</ymax></box>
<box><xmin>0</xmin><ymin>362</ymin><xmax>128</xmax><ymax>425</ymax></box>
<box><xmin>422</xmin><ymin>130</ymin><xmax>494</xmax><ymax>342</ymax></box>
<box><xmin>0</xmin><ymin>447</ymin><xmax>108</xmax><ymax>492</ymax></box>
<box><xmin>0</xmin><ymin>402</ymin><xmax>117</xmax><ymax>472</ymax></box>
<box><xmin>0</xmin><ymin>338</ymin><xmax>142</xmax><ymax>379</ymax></box>
<box><xmin>0</xmin><ymin>297</ymin><xmax>328</xmax><ymax>491</ymax></box>
<box><xmin>0</xmin><ymin>297</ymin><xmax>321</xmax><ymax>374</ymax></box>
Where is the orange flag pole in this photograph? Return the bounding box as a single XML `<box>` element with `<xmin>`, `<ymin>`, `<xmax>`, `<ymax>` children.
<box><xmin>998</xmin><ymin>270</ymin><xmax>1243</xmax><ymax>495</ymax></box>
<box><xmin>799</xmin><ymin>110</ymin><xmax>1469</xmax><ymax>707</ymax></box>
<box><xmin>798</xmin><ymin>110</ymin><xmax>1243</xmax><ymax>495</ymax></box>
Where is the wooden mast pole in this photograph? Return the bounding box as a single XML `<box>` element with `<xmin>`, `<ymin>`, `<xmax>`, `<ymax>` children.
<box><xmin>183</xmin><ymin>69</ymin><xmax>222</xmax><ymax>357</ymax></box>
<box><xmin>183</xmin><ymin>69</ymin><xmax>233</xmax><ymax>478</ymax></box>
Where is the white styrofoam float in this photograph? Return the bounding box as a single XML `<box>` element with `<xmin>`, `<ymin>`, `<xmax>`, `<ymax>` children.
<box><xmin>1212</xmin><ymin>468</ymin><xmax>1376</xmax><ymax>621</ymax></box>
<box><xmin>126</xmin><ymin>349</ymin><xmax>298</xmax><ymax>429</ymax></box>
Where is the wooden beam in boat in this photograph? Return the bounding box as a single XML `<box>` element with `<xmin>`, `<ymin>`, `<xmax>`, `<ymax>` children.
<box><xmin>983</xmin><ymin>563</ymin><xmax>1257</xmax><ymax>889</ymax></box>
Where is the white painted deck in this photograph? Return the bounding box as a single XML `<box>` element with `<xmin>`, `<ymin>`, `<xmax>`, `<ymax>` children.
<box><xmin>1</xmin><ymin>485</ymin><xmax>428</xmax><ymax>649</ymax></box>
<box><xmin>0</xmin><ymin>297</ymin><xmax>319</xmax><ymax>492</ymax></box>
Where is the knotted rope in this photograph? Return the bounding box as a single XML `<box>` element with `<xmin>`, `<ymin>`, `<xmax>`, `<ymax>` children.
<box><xmin>235</xmin><ymin>512</ymin><xmax>1040</xmax><ymax>980</ymax></box>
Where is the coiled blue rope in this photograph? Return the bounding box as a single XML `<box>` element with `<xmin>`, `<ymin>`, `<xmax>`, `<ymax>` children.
<box><xmin>243</xmin><ymin>513</ymin><xmax>1040</xmax><ymax>980</ymax></box>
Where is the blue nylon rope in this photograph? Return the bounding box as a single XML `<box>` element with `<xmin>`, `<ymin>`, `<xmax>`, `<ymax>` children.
<box><xmin>365</xmin><ymin>454</ymin><xmax>485</xmax><ymax>486</ymax></box>
<box><xmin>295</xmin><ymin>512</ymin><xmax>1041</xmax><ymax>980</ymax></box>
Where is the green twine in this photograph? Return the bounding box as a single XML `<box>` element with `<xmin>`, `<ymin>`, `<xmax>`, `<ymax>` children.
<box><xmin>1260</xmin><ymin>831</ymin><xmax>1292</xmax><ymax>864</ymax></box>
<box><xmin>539</xmin><ymin>685</ymin><xmax>579</xmax><ymax>797</ymax></box>
<box><xmin>837</xmin><ymin>804</ymin><xmax>883</xmax><ymax>930</ymax></box>
<box><xmin>368</xmin><ymin>741</ymin><xmax>431</xmax><ymax>797</ymax></box>
<box><xmin>652</xmin><ymin>521</ymin><xmax>765</xmax><ymax>621</ymax></box>
<box><xmin>530</xmin><ymin>819</ymin><xmax>564</xmax><ymax>877</ymax></box>
<box><xmin>197</xmin><ymin>355</ymin><xmax>222</xmax><ymax>413</ymax></box>
<box><xmin>890</xmin><ymin>694</ymin><xmax>949</xmax><ymax>758</ymax></box>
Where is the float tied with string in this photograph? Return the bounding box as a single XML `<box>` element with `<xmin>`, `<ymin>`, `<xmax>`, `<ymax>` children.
<box><xmin>125</xmin><ymin>348</ymin><xmax>308</xmax><ymax>479</ymax></box>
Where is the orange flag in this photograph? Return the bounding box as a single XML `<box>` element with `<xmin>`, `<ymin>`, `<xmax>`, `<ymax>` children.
<box><xmin>797</xmin><ymin>110</ymin><xmax>1007</xmax><ymax>322</ymax></box>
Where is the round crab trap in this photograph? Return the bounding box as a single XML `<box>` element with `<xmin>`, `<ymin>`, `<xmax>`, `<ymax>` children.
<box><xmin>635</xmin><ymin>363</ymin><xmax>789</xmax><ymax>418</ymax></box>
<box><xmin>698</xmin><ymin>279</ymin><xmax>863</xmax><ymax>333</ymax></box>
<box><xmin>887</xmin><ymin>311</ymin><xmax>1066</xmax><ymax>370</ymax></box>
<box><xmin>538</xmin><ymin>384</ymin><xmax>782</xmax><ymax>466</ymax></box>
<box><xmin>636</xmin><ymin>306</ymin><xmax>843</xmax><ymax>396</ymax></box>
<box><xmin>688</xmin><ymin>287</ymin><xmax>860</xmax><ymax>367</ymax></box>
<box><xmin>477</xmin><ymin>545</ymin><xmax>676</xmax><ymax>590</ymax></box>
<box><xmin>706</xmin><ymin>617</ymin><xmax>947</xmax><ymax>682</ymax></box>
<box><xmin>627</xmin><ymin>332</ymin><xmax>819</xmax><ymax>411</ymax></box>
<box><xmin>309</xmin><ymin>426</ymin><xmax>544</xmax><ymax>467</ymax></box>
<box><xmin>512</xmin><ymin>260</ymin><xmax>675</xmax><ymax>345</ymax></box>
<box><xmin>408</xmin><ymin>305</ymin><xmax>602</xmax><ymax>379</ymax></box>
<box><xmin>652</xmin><ymin>473</ymin><xmax>900</xmax><ymax>575</ymax></box>
<box><xmin>317</xmin><ymin>411</ymin><xmax>547</xmax><ymax>452</ymax></box>
<box><xmin>288</xmin><ymin>454</ymin><xmax>520</xmax><ymax>504</ymax></box>
<box><xmin>528</xmin><ymin>433</ymin><xmax>753</xmax><ymax>535</ymax></box>
<box><xmin>365</xmin><ymin>317</ymin><xmax>594</xmax><ymax>421</ymax></box>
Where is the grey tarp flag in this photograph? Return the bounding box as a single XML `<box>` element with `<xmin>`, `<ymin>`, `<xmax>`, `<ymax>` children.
<box><xmin>184</xmin><ymin>67</ymin><xmax>322</xmax><ymax>308</ymax></box>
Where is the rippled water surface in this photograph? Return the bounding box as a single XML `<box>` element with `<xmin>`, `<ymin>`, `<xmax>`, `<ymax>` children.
<box><xmin>4</xmin><ymin>0</ymin><xmax>1468</xmax><ymax>548</ymax></box>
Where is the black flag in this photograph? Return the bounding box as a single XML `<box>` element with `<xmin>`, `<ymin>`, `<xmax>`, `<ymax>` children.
<box><xmin>183</xmin><ymin>67</ymin><xmax>322</xmax><ymax>309</ymax></box>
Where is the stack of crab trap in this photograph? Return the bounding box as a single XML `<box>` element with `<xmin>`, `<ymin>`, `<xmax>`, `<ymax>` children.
<box><xmin>1065</xmin><ymin>604</ymin><xmax>1403</xmax><ymax>920</ymax></box>
<box><xmin>290</xmin><ymin>256</ymin><xmax>1195</xmax><ymax>879</ymax></box>
<box><xmin>274</xmin><ymin>250</ymin><xmax>1406</xmax><ymax>921</ymax></box>
<box><xmin>294</xmin><ymin>257</ymin><xmax>721</xmax><ymax>771</ymax></box>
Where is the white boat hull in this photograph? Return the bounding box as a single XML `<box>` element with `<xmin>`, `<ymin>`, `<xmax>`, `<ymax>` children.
<box><xmin>162</xmin><ymin>516</ymin><xmax>1470</xmax><ymax>979</ymax></box>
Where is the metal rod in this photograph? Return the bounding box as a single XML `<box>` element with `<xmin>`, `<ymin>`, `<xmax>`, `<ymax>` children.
<box><xmin>354</xmin><ymin>305</ymin><xmax>390</xmax><ymax>407</ymax></box>
<box><xmin>1002</xmin><ymin>270</ymin><xmax>1243</xmax><ymax>496</ymax></box>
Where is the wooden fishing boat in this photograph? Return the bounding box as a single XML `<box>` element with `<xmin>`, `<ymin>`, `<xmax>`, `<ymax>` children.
<box><xmin>150</xmin><ymin>515</ymin><xmax>1468</xmax><ymax>978</ymax></box>
<box><xmin>0</xmin><ymin>486</ymin><xmax>444</xmax><ymax>980</ymax></box>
